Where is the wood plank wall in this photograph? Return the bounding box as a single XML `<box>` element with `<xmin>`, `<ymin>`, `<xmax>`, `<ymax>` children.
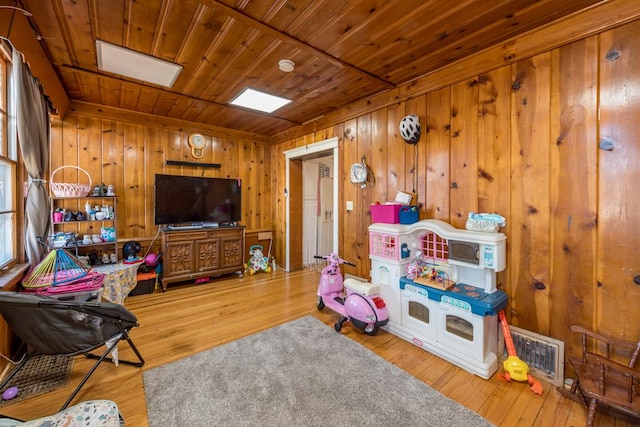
<box><xmin>270</xmin><ymin>20</ymin><xmax>640</xmax><ymax>362</ymax></box>
<box><xmin>49</xmin><ymin>109</ymin><xmax>272</xmax><ymax>257</ymax></box>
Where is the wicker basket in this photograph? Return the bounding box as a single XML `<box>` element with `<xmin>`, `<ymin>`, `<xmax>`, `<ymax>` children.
<box><xmin>50</xmin><ymin>165</ymin><xmax>92</xmax><ymax>198</ymax></box>
<box><xmin>465</xmin><ymin>212</ymin><xmax>506</xmax><ymax>233</ymax></box>
<box><xmin>465</xmin><ymin>217</ymin><xmax>501</xmax><ymax>233</ymax></box>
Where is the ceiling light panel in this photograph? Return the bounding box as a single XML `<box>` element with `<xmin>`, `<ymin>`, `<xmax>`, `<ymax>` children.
<box><xmin>229</xmin><ymin>88</ymin><xmax>292</xmax><ymax>113</ymax></box>
<box><xmin>96</xmin><ymin>40</ymin><xmax>183</xmax><ymax>87</ymax></box>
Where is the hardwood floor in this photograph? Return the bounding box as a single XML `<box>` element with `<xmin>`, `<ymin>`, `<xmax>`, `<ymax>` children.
<box><xmin>0</xmin><ymin>269</ymin><xmax>630</xmax><ymax>426</ymax></box>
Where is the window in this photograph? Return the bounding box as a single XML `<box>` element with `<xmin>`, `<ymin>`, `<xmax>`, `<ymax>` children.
<box><xmin>0</xmin><ymin>46</ymin><xmax>18</xmax><ymax>268</ymax></box>
<box><xmin>420</xmin><ymin>231</ymin><xmax>448</xmax><ymax>261</ymax></box>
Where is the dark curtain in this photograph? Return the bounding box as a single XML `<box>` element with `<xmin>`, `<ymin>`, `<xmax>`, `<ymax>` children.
<box><xmin>13</xmin><ymin>47</ymin><xmax>50</xmax><ymax>266</ymax></box>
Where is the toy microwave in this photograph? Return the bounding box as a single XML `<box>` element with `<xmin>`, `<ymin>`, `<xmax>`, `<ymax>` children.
<box><xmin>447</xmin><ymin>238</ymin><xmax>505</xmax><ymax>271</ymax></box>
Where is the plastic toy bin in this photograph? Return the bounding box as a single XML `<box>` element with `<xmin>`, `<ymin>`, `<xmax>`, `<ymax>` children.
<box><xmin>399</xmin><ymin>206</ymin><xmax>419</xmax><ymax>224</ymax></box>
<box><xmin>370</xmin><ymin>204</ymin><xmax>403</xmax><ymax>224</ymax></box>
<box><xmin>130</xmin><ymin>272</ymin><xmax>156</xmax><ymax>297</ymax></box>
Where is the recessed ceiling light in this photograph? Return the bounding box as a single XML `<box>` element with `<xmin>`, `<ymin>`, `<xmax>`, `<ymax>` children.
<box><xmin>229</xmin><ymin>88</ymin><xmax>292</xmax><ymax>113</ymax></box>
<box><xmin>96</xmin><ymin>40</ymin><xmax>183</xmax><ymax>87</ymax></box>
<box><xmin>279</xmin><ymin>59</ymin><xmax>295</xmax><ymax>72</ymax></box>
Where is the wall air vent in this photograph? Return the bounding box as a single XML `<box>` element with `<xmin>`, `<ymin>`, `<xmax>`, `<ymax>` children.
<box><xmin>498</xmin><ymin>325</ymin><xmax>565</xmax><ymax>387</ymax></box>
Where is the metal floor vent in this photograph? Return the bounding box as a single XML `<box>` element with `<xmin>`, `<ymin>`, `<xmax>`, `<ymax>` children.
<box><xmin>498</xmin><ymin>325</ymin><xmax>565</xmax><ymax>387</ymax></box>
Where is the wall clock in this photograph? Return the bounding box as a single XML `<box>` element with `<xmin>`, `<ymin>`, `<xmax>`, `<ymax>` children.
<box><xmin>188</xmin><ymin>133</ymin><xmax>207</xmax><ymax>159</ymax></box>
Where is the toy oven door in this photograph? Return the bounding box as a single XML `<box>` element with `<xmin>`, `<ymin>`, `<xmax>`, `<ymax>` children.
<box><xmin>435</xmin><ymin>303</ymin><xmax>487</xmax><ymax>362</ymax></box>
<box><xmin>401</xmin><ymin>284</ymin><xmax>437</xmax><ymax>341</ymax></box>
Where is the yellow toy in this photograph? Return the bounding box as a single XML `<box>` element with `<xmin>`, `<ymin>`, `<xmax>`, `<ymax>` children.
<box><xmin>498</xmin><ymin>310</ymin><xmax>543</xmax><ymax>395</ymax></box>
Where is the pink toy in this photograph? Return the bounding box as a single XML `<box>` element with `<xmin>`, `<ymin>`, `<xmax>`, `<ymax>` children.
<box><xmin>144</xmin><ymin>253</ymin><xmax>159</xmax><ymax>266</ymax></box>
<box><xmin>405</xmin><ymin>250</ymin><xmax>430</xmax><ymax>280</ymax></box>
<box><xmin>315</xmin><ymin>253</ymin><xmax>389</xmax><ymax>335</ymax></box>
<box><xmin>405</xmin><ymin>262</ymin><xmax>420</xmax><ymax>280</ymax></box>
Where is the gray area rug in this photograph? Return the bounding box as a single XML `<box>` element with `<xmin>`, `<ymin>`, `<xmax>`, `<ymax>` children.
<box><xmin>143</xmin><ymin>315</ymin><xmax>493</xmax><ymax>426</ymax></box>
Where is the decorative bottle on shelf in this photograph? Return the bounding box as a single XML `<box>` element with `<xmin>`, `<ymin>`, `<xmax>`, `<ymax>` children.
<box><xmin>84</xmin><ymin>201</ymin><xmax>91</xmax><ymax>218</ymax></box>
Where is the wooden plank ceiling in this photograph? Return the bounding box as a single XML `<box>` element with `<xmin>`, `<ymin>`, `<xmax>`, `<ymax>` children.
<box><xmin>13</xmin><ymin>0</ymin><xmax>604</xmax><ymax>137</ymax></box>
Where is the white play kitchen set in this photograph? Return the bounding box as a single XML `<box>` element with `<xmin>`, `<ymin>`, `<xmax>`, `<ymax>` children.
<box><xmin>368</xmin><ymin>214</ymin><xmax>508</xmax><ymax>379</ymax></box>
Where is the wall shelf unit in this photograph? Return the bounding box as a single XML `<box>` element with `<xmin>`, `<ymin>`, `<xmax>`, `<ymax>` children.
<box><xmin>50</xmin><ymin>196</ymin><xmax>118</xmax><ymax>263</ymax></box>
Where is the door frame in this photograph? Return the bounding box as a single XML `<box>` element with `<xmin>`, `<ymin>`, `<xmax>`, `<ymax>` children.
<box><xmin>284</xmin><ymin>137</ymin><xmax>339</xmax><ymax>272</ymax></box>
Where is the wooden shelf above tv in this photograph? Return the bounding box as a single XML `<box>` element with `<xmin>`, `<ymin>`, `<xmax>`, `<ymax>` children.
<box><xmin>165</xmin><ymin>160</ymin><xmax>221</xmax><ymax>168</ymax></box>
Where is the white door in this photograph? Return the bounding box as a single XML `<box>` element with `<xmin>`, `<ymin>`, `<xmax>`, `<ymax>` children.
<box><xmin>302</xmin><ymin>156</ymin><xmax>334</xmax><ymax>267</ymax></box>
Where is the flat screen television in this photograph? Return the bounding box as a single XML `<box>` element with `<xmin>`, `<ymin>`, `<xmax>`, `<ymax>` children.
<box><xmin>154</xmin><ymin>174</ymin><xmax>242</xmax><ymax>225</ymax></box>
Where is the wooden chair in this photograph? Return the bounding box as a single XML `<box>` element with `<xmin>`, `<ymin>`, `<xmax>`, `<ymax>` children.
<box><xmin>566</xmin><ymin>324</ymin><xmax>640</xmax><ymax>426</ymax></box>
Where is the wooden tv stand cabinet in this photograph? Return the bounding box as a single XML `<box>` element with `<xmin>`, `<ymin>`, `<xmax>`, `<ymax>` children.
<box><xmin>160</xmin><ymin>226</ymin><xmax>245</xmax><ymax>291</ymax></box>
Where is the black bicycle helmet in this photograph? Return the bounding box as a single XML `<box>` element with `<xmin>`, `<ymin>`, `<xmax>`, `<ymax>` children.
<box><xmin>399</xmin><ymin>114</ymin><xmax>421</xmax><ymax>144</ymax></box>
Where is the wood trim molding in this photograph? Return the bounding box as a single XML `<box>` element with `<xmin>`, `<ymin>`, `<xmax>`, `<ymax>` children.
<box><xmin>0</xmin><ymin>263</ymin><xmax>30</xmax><ymax>292</ymax></box>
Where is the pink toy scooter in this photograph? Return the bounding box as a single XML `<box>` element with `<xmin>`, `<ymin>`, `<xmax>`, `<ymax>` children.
<box><xmin>315</xmin><ymin>253</ymin><xmax>389</xmax><ymax>335</ymax></box>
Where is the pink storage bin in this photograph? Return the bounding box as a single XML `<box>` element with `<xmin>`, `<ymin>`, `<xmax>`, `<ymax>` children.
<box><xmin>370</xmin><ymin>204</ymin><xmax>403</xmax><ymax>224</ymax></box>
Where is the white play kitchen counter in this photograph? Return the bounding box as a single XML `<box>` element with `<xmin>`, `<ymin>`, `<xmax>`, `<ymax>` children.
<box><xmin>368</xmin><ymin>219</ymin><xmax>508</xmax><ymax>379</ymax></box>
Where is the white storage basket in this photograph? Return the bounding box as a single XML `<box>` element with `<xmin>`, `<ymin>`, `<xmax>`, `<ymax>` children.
<box><xmin>465</xmin><ymin>212</ymin><xmax>506</xmax><ymax>233</ymax></box>
<box><xmin>50</xmin><ymin>165</ymin><xmax>92</xmax><ymax>198</ymax></box>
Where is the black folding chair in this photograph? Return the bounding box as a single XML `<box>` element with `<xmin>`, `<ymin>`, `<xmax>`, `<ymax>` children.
<box><xmin>0</xmin><ymin>292</ymin><xmax>144</xmax><ymax>410</ymax></box>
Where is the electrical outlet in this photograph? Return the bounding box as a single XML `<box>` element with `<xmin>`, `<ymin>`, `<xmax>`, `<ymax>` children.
<box><xmin>346</xmin><ymin>201</ymin><xmax>354</xmax><ymax>211</ymax></box>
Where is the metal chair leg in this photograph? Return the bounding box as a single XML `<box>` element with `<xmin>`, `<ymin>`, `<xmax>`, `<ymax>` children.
<box><xmin>60</xmin><ymin>331</ymin><xmax>145</xmax><ymax>411</ymax></box>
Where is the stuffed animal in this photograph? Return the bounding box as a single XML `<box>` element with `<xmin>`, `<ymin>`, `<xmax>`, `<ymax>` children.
<box><xmin>247</xmin><ymin>245</ymin><xmax>271</xmax><ymax>275</ymax></box>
